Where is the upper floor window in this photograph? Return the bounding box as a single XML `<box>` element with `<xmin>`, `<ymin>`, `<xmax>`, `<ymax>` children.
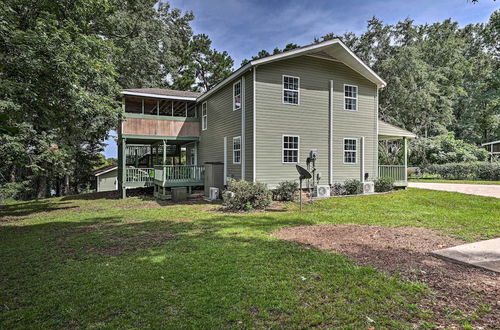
<box><xmin>283</xmin><ymin>135</ymin><xmax>299</xmax><ymax>163</ymax></box>
<box><xmin>283</xmin><ymin>75</ymin><xmax>299</xmax><ymax>105</ymax></box>
<box><xmin>233</xmin><ymin>136</ymin><xmax>241</xmax><ymax>164</ymax></box>
<box><xmin>233</xmin><ymin>81</ymin><xmax>241</xmax><ymax>110</ymax></box>
<box><xmin>344</xmin><ymin>85</ymin><xmax>358</xmax><ymax>111</ymax></box>
<box><xmin>343</xmin><ymin>138</ymin><xmax>357</xmax><ymax>164</ymax></box>
<box><xmin>201</xmin><ymin>102</ymin><xmax>207</xmax><ymax>130</ymax></box>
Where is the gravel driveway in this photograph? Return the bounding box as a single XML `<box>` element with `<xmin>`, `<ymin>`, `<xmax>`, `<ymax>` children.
<box><xmin>408</xmin><ymin>182</ymin><xmax>500</xmax><ymax>198</ymax></box>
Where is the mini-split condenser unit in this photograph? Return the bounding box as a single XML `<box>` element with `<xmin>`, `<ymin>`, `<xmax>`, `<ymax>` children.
<box><xmin>315</xmin><ymin>185</ymin><xmax>331</xmax><ymax>198</ymax></box>
<box><xmin>208</xmin><ymin>187</ymin><xmax>219</xmax><ymax>200</ymax></box>
<box><xmin>363</xmin><ymin>182</ymin><xmax>375</xmax><ymax>193</ymax></box>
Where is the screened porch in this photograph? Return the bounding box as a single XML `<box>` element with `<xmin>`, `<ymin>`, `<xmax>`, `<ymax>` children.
<box><xmin>377</xmin><ymin>120</ymin><xmax>416</xmax><ymax>186</ymax></box>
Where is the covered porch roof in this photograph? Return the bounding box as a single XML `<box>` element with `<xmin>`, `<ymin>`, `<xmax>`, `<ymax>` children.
<box><xmin>378</xmin><ymin>120</ymin><xmax>416</xmax><ymax>140</ymax></box>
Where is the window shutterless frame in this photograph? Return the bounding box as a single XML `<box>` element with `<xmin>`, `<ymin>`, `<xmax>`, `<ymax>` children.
<box><xmin>201</xmin><ymin>102</ymin><xmax>208</xmax><ymax>130</ymax></box>
<box><xmin>282</xmin><ymin>134</ymin><xmax>300</xmax><ymax>164</ymax></box>
<box><xmin>343</xmin><ymin>84</ymin><xmax>358</xmax><ymax>111</ymax></box>
<box><xmin>233</xmin><ymin>136</ymin><xmax>241</xmax><ymax>164</ymax></box>
<box><xmin>343</xmin><ymin>138</ymin><xmax>357</xmax><ymax>164</ymax></box>
<box><xmin>282</xmin><ymin>75</ymin><xmax>300</xmax><ymax>105</ymax></box>
<box><xmin>233</xmin><ymin>80</ymin><xmax>242</xmax><ymax>111</ymax></box>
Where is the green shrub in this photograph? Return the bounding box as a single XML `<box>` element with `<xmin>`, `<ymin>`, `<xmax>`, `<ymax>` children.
<box><xmin>273</xmin><ymin>181</ymin><xmax>299</xmax><ymax>201</ymax></box>
<box><xmin>343</xmin><ymin>179</ymin><xmax>363</xmax><ymax>195</ymax></box>
<box><xmin>409</xmin><ymin>133</ymin><xmax>488</xmax><ymax>167</ymax></box>
<box><xmin>374</xmin><ymin>177</ymin><xmax>395</xmax><ymax>192</ymax></box>
<box><xmin>331</xmin><ymin>183</ymin><xmax>347</xmax><ymax>196</ymax></box>
<box><xmin>423</xmin><ymin>162</ymin><xmax>500</xmax><ymax>181</ymax></box>
<box><xmin>223</xmin><ymin>179</ymin><xmax>272</xmax><ymax>211</ymax></box>
<box><xmin>0</xmin><ymin>181</ymin><xmax>33</xmax><ymax>203</ymax></box>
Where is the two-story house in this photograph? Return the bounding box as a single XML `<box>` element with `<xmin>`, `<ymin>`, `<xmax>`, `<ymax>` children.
<box><xmin>117</xmin><ymin>39</ymin><xmax>415</xmax><ymax>198</ymax></box>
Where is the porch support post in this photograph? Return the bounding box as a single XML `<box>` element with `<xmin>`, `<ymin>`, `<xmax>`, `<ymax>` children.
<box><xmin>118</xmin><ymin>137</ymin><xmax>127</xmax><ymax>199</ymax></box>
<box><xmin>163</xmin><ymin>140</ymin><xmax>167</xmax><ymax>165</ymax></box>
<box><xmin>178</xmin><ymin>145</ymin><xmax>182</xmax><ymax>165</ymax></box>
<box><xmin>403</xmin><ymin>137</ymin><xmax>408</xmax><ymax>182</ymax></box>
<box><xmin>194</xmin><ymin>142</ymin><xmax>198</xmax><ymax>166</ymax></box>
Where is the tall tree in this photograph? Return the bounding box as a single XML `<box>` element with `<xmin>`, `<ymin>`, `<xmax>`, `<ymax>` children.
<box><xmin>0</xmin><ymin>0</ymin><xmax>121</xmax><ymax>198</ymax></box>
<box><xmin>186</xmin><ymin>34</ymin><xmax>233</xmax><ymax>91</ymax></box>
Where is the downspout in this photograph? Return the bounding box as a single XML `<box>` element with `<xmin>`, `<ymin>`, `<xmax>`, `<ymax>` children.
<box><xmin>329</xmin><ymin>80</ymin><xmax>333</xmax><ymax>186</ymax></box>
<box><xmin>253</xmin><ymin>66</ymin><xmax>257</xmax><ymax>183</ymax></box>
<box><xmin>241</xmin><ymin>76</ymin><xmax>245</xmax><ymax>180</ymax></box>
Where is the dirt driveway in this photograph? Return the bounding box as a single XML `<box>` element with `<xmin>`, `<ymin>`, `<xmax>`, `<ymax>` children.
<box><xmin>275</xmin><ymin>225</ymin><xmax>499</xmax><ymax>328</ymax></box>
<box><xmin>408</xmin><ymin>182</ymin><xmax>500</xmax><ymax>198</ymax></box>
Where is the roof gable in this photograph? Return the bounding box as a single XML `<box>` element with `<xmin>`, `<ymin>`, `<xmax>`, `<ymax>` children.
<box><xmin>198</xmin><ymin>39</ymin><xmax>386</xmax><ymax>102</ymax></box>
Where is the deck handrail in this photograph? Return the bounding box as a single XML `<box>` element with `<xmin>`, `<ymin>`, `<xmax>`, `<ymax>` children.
<box><xmin>378</xmin><ymin>165</ymin><xmax>406</xmax><ymax>182</ymax></box>
<box><xmin>125</xmin><ymin>167</ymin><xmax>154</xmax><ymax>183</ymax></box>
<box><xmin>154</xmin><ymin>165</ymin><xmax>205</xmax><ymax>185</ymax></box>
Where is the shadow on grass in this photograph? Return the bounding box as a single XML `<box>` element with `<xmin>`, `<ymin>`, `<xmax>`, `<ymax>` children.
<box><xmin>0</xmin><ymin>212</ymin><xmax>425</xmax><ymax>329</ymax></box>
<box><xmin>0</xmin><ymin>200</ymin><xmax>79</xmax><ymax>218</ymax></box>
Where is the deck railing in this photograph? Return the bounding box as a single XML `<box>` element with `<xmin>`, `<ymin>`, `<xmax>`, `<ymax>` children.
<box><xmin>154</xmin><ymin>165</ymin><xmax>205</xmax><ymax>187</ymax></box>
<box><xmin>125</xmin><ymin>167</ymin><xmax>154</xmax><ymax>183</ymax></box>
<box><xmin>378</xmin><ymin>165</ymin><xmax>406</xmax><ymax>182</ymax></box>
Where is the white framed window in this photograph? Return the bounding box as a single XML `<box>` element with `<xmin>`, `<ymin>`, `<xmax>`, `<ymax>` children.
<box><xmin>233</xmin><ymin>136</ymin><xmax>241</xmax><ymax>164</ymax></box>
<box><xmin>343</xmin><ymin>138</ymin><xmax>357</xmax><ymax>164</ymax></box>
<box><xmin>344</xmin><ymin>84</ymin><xmax>358</xmax><ymax>111</ymax></box>
<box><xmin>201</xmin><ymin>102</ymin><xmax>207</xmax><ymax>130</ymax></box>
<box><xmin>283</xmin><ymin>75</ymin><xmax>299</xmax><ymax>105</ymax></box>
<box><xmin>233</xmin><ymin>81</ymin><xmax>241</xmax><ymax>110</ymax></box>
<box><xmin>282</xmin><ymin>135</ymin><xmax>299</xmax><ymax>163</ymax></box>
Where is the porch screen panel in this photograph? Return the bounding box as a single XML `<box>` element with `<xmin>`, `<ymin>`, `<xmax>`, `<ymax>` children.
<box><xmin>186</xmin><ymin>102</ymin><xmax>196</xmax><ymax>117</ymax></box>
<box><xmin>159</xmin><ymin>100</ymin><xmax>173</xmax><ymax>116</ymax></box>
<box><xmin>173</xmin><ymin>101</ymin><xmax>186</xmax><ymax>117</ymax></box>
<box><xmin>144</xmin><ymin>99</ymin><xmax>158</xmax><ymax>115</ymax></box>
<box><xmin>125</xmin><ymin>97</ymin><xmax>142</xmax><ymax>113</ymax></box>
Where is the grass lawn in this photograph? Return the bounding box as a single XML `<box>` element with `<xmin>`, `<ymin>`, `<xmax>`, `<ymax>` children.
<box><xmin>410</xmin><ymin>179</ymin><xmax>500</xmax><ymax>185</ymax></box>
<box><xmin>1</xmin><ymin>189</ymin><xmax>499</xmax><ymax>328</ymax></box>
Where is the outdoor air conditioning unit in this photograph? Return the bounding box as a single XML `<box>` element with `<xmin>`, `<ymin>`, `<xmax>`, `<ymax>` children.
<box><xmin>363</xmin><ymin>182</ymin><xmax>375</xmax><ymax>194</ymax></box>
<box><xmin>208</xmin><ymin>187</ymin><xmax>219</xmax><ymax>200</ymax></box>
<box><xmin>315</xmin><ymin>185</ymin><xmax>331</xmax><ymax>198</ymax></box>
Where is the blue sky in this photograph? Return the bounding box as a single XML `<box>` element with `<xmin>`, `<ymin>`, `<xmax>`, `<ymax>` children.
<box><xmin>103</xmin><ymin>0</ymin><xmax>498</xmax><ymax>158</ymax></box>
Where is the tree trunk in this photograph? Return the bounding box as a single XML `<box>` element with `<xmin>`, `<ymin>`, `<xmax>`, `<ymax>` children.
<box><xmin>37</xmin><ymin>176</ymin><xmax>47</xmax><ymax>199</ymax></box>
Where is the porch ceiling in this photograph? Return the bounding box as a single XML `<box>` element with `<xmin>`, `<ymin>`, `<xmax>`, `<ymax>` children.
<box><xmin>122</xmin><ymin>135</ymin><xmax>199</xmax><ymax>145</ymax></box>
<box><xmin>378</xmin><ymin>120</ymin><xmax>416</xmax><ymax>140</ymax></box>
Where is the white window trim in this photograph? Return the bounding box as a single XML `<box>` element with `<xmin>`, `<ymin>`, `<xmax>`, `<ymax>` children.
<box><xmin>343</xmin><ymin>84</ymin><xmax>358</xmax><ymax>111</ymax></box>
<box><xmin>282</xmin><ymin>75</ymin><xmax>300</xmax><ymax>106</ymax></box>
<box><xmin>282</xmin><ymin>134</ymin><xmax>300</xmax><ymax>164</ymax></box>
<box><xmin>201</xmin><ymin>102</ymin><xmax>207</xmax><ymax>131</ymax></box>
<box><xmin>233</xmin><ymin>136</ymin><xmax>241</xmax><ymax>164</ymax></box>
<box><xmin>233</xmin><ymin>80</ymin><xmax>242</xmax><ymax>111</ymax></box>
<box><xmin>343</xmin><ymin>138</ymin><xmax>358</xmax><ymax>164</ymax></box>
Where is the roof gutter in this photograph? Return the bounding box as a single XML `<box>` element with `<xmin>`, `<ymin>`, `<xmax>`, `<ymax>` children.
<box><xmin>121</xmin><ymin>91</ymin><xmax>198</xmax><ymax>101</ymax></box>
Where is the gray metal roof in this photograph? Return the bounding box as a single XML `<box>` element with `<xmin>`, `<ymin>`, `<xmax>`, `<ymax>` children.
<box><xmin>378</xmin><ymin>120</ymin><xmax>416</xmax><ymax>139</ymax></box>
<box><xmin>122</xmin><ymin>88</ymin><xmax>202</xmax><ymax>99</ymax></box>
<box><xmin>481</xmin><ymin>140</ymin><xmax>500</xmax><ymax>146</ymax></box>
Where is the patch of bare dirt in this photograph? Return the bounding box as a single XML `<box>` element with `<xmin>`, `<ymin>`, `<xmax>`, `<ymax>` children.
<box><xmin>58</xmin><ymin>224</ymin><xmax>175</xmax><ymax>256</ymax></box>
<box><xmin>274</xmin><ymin>225</ymin><xmax>499</xmax><ymax>328</ymax></box>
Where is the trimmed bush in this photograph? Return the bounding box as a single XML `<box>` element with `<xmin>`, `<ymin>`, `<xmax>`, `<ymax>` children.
<box><xmin>273</xmin><ymin>181</ymin><xmax>299</xmax><ymax>201</ymax></box>
<box><xmin>374</xmin><ymin>177</ymin><xmax>395</xmax><ymax>192</ymax></box>
<box><xmin>223</xmin><ymin>179</ymin><xmax>272</xmax><ymax>211</ymax></box>
<box><xmin>331</xmin><ymin>183</ymin><xmax>347</xmax><ymax>196</ymax></box>
<box><xmin>423</xmin><ymin>162</ymin><xmax>500</xmax><ymax>181</ymax></box>
<box><xmin>343</xmin><ymin>179</ymin><xmax>363</xmax><ymax>195</ymax></box>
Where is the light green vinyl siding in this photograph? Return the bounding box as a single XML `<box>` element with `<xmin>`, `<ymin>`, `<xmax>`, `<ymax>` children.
<box><xmin>198</xmin><ymin>71</ymin><xmax>254</xmax><ymax>181</ymax></box>
<box><xmin>255</xmin><ymin>56</ymin><xmax>378</xmax><ymax>186</ymax></box>
<box><xmin>97</xmin><ymin>169</ymin><xmax>118</xmax><ymax>192</ymax></box>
